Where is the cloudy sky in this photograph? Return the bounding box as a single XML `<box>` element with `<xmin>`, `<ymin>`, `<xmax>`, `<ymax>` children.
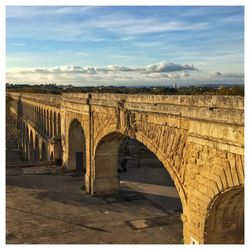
<box><xmin>6</xmin><ymin>6</ymin><xmax>244</xmax><ymax>86</ymax></box>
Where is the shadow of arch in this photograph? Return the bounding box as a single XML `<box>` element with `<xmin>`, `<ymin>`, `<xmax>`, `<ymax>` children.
<box><xmin>25</xmin><ymin>125</ymin><xmax>29</xmax><ymax>161</ymax></box>
<box><xmin>50</xmin><ymin>151</ymin><xmax>54</xmax><ymax>161</ymax></box>
<box><xmin>34</xmin><ymin>135</ymin><xmax>39</xmax><ymax>161</ymax></box>
<box><xmin>29</xmin><ymin>130</ymin><xmax>34</xmax><ymax>161</ymax></box>
<box><xmin>21</xmin><ymin>120</ymin><xmax>25</xmax><ymax>149</ymax></box>
<box><xmin>68</xmin><ymin>119</ymin><xmax>86</xmax><ymax>171</ymax></box>
<box><xmin>94</xmin><ymin>130</ymin><xmax>187</xmax><ymax>207</ymax></box>
<box><xmin>41</xmin><ymin>141</ymin><xmax>47</xmax><ymax>161</ymax></box>
<box><xmin>204</xmin><ymin>186</ymin><xmax>244</xmax><ymax>244</ymax></box>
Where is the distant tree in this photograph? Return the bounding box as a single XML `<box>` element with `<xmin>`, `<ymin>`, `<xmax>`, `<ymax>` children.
<box><xmin>216</xmin><ymin>86</ymin><xmax>244</xmax><ymax>96</ymax></box>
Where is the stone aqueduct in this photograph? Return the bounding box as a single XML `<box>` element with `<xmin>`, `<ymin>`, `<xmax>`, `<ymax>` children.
<box><xmin>8</xmin><ymin>92</ymin><xmax>244</xmax><ymax>244</ymax></box>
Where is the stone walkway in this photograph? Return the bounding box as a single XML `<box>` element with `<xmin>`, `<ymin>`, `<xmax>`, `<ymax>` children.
<box><xmin>6</xmin><ymin>132</ymin><xmax>183</xmax><ymax>244</ymax></box>
<box><xmin>6</xmin><ymin>167</ymin><xmax>183</xmax><ymax>244</ymax></box>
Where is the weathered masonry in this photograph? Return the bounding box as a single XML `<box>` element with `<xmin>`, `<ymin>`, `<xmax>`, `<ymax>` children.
<box><xmin>8</xmin><ymin>92</ymin><xmax>244</xmax><ymax>244</ymax></box>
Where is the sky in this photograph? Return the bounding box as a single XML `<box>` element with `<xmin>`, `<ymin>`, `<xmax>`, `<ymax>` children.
<box><xmin>6</xmin><ymin>6</ymin><xmax>244</xmax><ymax>86</ymax></box>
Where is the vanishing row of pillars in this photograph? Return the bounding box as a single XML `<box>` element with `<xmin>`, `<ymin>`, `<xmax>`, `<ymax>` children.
<box><xmin>22</xmin><ymin>102</ymin><xmax>61</xmax><ymax>139</ymax></box>
<box><xmin>20</xmin><ymin>121</ymin><xmax>48</xmax><ymax>162</ymax></box>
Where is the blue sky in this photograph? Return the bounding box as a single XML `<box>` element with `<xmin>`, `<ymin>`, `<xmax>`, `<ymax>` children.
<box><xmin>6</xmin><ymin>6</ymin><xmax>244</xmax><ymax>86</ymax></box>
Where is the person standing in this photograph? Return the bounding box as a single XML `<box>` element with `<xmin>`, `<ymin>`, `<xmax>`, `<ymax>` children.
<box><xmin>121</xmin><ymin>158</ymin><xmax>127</xmax><ymax>172</ymax></box>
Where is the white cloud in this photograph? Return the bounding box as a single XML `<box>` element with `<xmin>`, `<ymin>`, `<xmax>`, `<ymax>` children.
<box><xmin>220</xmin><ymin>15</ymin><xmax>243</xmax><ymax>23</ymax></box>
<box><xmin>6</xmin><ymin>61</ymin><xmax>198</xmax><ymax>84</ymax></box>
<box><xmin>83</xmin><ymin>15</ymin><xmax>209</xmax><ymax>36</ymax></box>
<box><xmin>75</xmin><ymin>52</ymin><xmax>89</xmax><ymax>56</ymax></box>
<box><xmin>140</xmin><ymin>62</ymin><xmax>197</xmax><ymax>73</ymax></box>
<box><xmin>7</xmin><ymin>8</ymin><xmax>209</xmax><ymax>42</ymax></box>
<box><xmin>7</xmin><ymin>62</ymin><xmax>244</xmax><ymax>86</ymax></box>
<box><xmin>8</xmin><ymin>61</ymin><xmax>197</xmax><ymax>75</ymax></box>
<box><xmin>6</xmin><ymin>6</ymin><xmax>97</xmax><ymax>19</ymax></box>
<box><xmin>10</xmin><ymin>43</ymin><xmax>25</xmax><ymax>46</ymax></box>
<box><xmin>214</xmin><ymin>72</ymin><xmax>244</xmax><ymax>78</ymax></box>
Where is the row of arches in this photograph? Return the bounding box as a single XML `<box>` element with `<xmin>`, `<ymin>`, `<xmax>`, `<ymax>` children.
<box><xmin>19</xmin><ymin>100</ymin><xmax>61</xmax><ymax>139</ymax></box>
<box><xmin>20</xmin><ymin>121</ymin><xmax>49</xmax><ymax>162</ymax></box>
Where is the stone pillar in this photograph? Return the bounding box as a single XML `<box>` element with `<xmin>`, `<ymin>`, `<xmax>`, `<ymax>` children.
<box><xmin>84</xmin><ymin>135</ymin><xmax>91</xmax><ymax>193</ymax></box>
<box><xmin>90</xmin><ymin>139</ymin><xmax>121</xmax><ymax>195</ymax></box>
<box><xmin>181</xmin><ymin>210</ymin><xmax>201</xmax><ymax>244</ymax></box>
<box><xmin>91</xmin><ymin>176</ymin><xmax>119</xmax><ymax>195</ymax></box>
<box><xmin>53</xmin><ymin>137</ymin><xmax>62</xmax><ymax>164</ymax></box>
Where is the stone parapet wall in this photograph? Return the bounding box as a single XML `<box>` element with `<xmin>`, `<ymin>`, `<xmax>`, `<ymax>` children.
<box><xmin>7</xmin><ymin>92</ymin><xmax>61</xmax><ymax>107</ymax></box>
<box><xmin>8</xmin><ymin>92</ymin><xmax>244</xmax><ymax>124</ymax></box>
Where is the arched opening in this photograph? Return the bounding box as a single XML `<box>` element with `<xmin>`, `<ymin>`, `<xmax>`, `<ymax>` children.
<box><xmin>204</xmin><ymin>187</ymin><xmax>244</xmax><ymax>244</ymax></box>
<box><xmin>94</xmin><ymin>132</ymin><xmax>183</xmax><ymax>242</ymax></box>
<box><xmin>34</xmin><ymin>135</ymin><xmax>39</xmax><ymax>161</ymax></box>
<box><xmin>41</xmin><ymin>141</ymin><xmax>47</xmax><ymax>161</ymax></box>
<box><xmin>29</xmin><ymin>130</ymin><xmax>34</xmax><ymax>161</ymax></box>
<box><xmin>68</xmin><ymin>119</ymin><xmax>86</xmax><ymax>172</ymax></box>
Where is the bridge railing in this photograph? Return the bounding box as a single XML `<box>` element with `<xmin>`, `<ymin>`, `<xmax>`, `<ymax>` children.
<box><xmin>7</xmin><ymin>92</ymin><xmax>244</xmax><ymax>125</ymax></box>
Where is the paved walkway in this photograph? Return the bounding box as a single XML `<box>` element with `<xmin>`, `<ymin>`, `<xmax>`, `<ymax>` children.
<box><xmin>119</xmin><ymin>159</ymin><xmax>182</xmax><ymax>212</ymax></box>
<box><xmin>6</xmin><ymin>130</ymin><xmax>183</xmax><ymax>244</ymax></box>
<box><xmin>6</xmin><ymin>166</ymin><xmax>183</xmax><ymax>244</ymax></box>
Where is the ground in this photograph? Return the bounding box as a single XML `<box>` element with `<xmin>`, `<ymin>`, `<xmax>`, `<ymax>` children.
<box><xmin>6</xmin><ymin>139</ymin><xmax>183</xmax><ymax>244</ymax></box>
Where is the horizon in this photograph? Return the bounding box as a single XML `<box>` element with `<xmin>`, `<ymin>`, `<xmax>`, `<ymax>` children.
<box><xmin>6</xmin><ymin>6</ymin><xmax>244</xmax><ymax>86</ymax></box>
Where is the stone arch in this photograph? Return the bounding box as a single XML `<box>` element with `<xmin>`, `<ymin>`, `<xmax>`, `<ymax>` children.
<box><xmin>29</xmin><ymin>130</ymin><xmax>34</xmax><ymax>161</ymax></box>
<box><xmin>186</xmin><ymin>151</ymin><xmax>245</xmax><ymax>243</ymax></box>
<box><xmin>34</xmin><ymin>134</ymin><xmax>39</xmax><ymax>161</ymax></box>
<box><xmin>68</xmin><ymin>119</ymin><xmax>86</xmax><ymax>171</ymax></box>
<box><xmin>93</xmin><ymin>130</ymin><xmax>186</xmax><ymax>207</ymax></box>
<box><xmin>204</xmin><ymin>186</ymin><xmax>244</xmax><ymax>244</ymax></box>
<box><xmin>41</xmin><ymin>141</ymin><xmax>47</xmax><ymax>161</ymax></box>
